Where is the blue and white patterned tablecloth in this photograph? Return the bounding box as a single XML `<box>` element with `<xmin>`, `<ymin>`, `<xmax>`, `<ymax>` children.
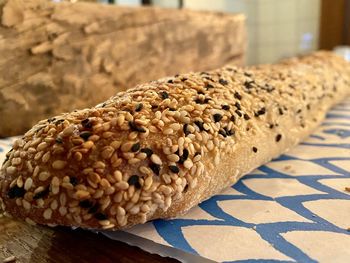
<box><xmin>2</xmin><ymin>100</ymin><xmax>350</xmax><ymax>262</ymax></box>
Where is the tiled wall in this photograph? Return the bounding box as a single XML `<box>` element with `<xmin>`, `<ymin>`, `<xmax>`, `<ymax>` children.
<box><xmin>114</xmin><ymin>0</ymin><xmax>321</xmax><ymax>65</ymax></box>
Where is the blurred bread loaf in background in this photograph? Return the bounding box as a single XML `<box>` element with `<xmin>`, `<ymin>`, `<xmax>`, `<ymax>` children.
<box><xmin>0</xmin><ymin>0</ymin><xmax>246</xmax><ymax>137</ymax></box>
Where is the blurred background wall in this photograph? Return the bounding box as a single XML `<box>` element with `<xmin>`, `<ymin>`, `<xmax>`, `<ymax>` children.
<box><xmin>113</xmin><ymin>0</ymin><xmax>321</xmax><ymax>65</ymax></box>
<box><xmin>71</xmin><ymin>0</ymin><xmax>350</xmax><ymax>65</ymax></box>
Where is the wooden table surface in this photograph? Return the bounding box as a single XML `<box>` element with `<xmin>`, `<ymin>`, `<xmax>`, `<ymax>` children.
<box><xmin>0</xmin><ymin>213</ymin><xmax>178</xmax><ymax>263</ymax></box>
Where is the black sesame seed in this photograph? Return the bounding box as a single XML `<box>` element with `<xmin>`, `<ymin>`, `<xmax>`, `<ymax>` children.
<box><xmin>128</xmin><ymin>175</ymin><xmax>141</xmax><ymax>189</ymax></box>
<box><xmin>244</xmin><ymin>114</ymin><xmax>250</xmax><ymax>120</ymax></box>
<box><xmin>79</xmin><ymin>200</ymin><xmax>94</xmax><ymax>209</ymax></box>
<box><xmin>255</xmin><ymin>107</ymin><xmax>266</xmax><ymax>117</ymax></box>
<box><xmin>178</xmin><ymin>149</ymin><xmax>189</xmax><ymax>164</ymax></box>
<box><xmin>94</xmin><ymin>213</ymin><xmax>108</xmax><ymax>221</ymax></box>
<box><xmin>235</xmin><ymin>110</ymin><xmax>242</xmax><ymax>117</ymax></box>
<box><xmin>222</xmin><ymin>105</ymin><xmax>230</xmax><ymax>110</ymax></box>
<box><xmin>219</xmin><ymin>78</ymin><xmax>228</xmax><ymax>85</ymax></box>
<box><xmin>70</xmin><ymin>177</ymin><xmax>78</xmax><ymax>186</ymax></box>
<box><xmin>169</xmin><ymin>108</ymin><xmax>176</xmax><ymax>111</ymax></box>
<box><xmin>55</xmin><ymin>137</ymin><xmax>63</xmax><ymax>144</ymax></box>
<box><xmin>206</xmin><ymin>83</ymin><xmax>214</xmax><ymax>89</ymax></box>
<box><xmin>204</xmin><ymin>98</ymin><xmax>211</xmax><ymax>103</ymax></box>
<box><xmin>276</xmin><ymin>134</ymin><xmax>282</xmax><ymax>142</ymax></box>
<box><xmin>88</xmin><ymin>203</ymin><xmax>100</xmax><ymax>214</ymax></box>
<box><xmin>131</xmin><ymin>142</ymin><xmax>141</xmax><ymax>152</ymax></box>
<box><xmin>234</xmin><ymin>92</ymin><xmax>242</xmax><ymax>100</ymax></box>
<box><xmin>213</xmin><ymin>113</ymin><xmax>223</xmax><ymax>122</ymax></box>
<box><xmin>151</xmin><ymin>105</ymin><xmax>158</xmax><ymax>110</ymax></box>
<box><xmin>194</xmin><ymin>120</ymin><xmax>205</xmax><ymax>131</ymax></box>
<box><xmin>129</xmin><ymin>121</ymin><xmax>146</xmax><ymax>133</ymax></box>
<box><xmin>81</xmin><ymin>118</ymin><xmax>92</xmax><ymax>129</ymax></box>
<box><xmin>244</xmin><ymin>72</ymin><xmax>252</xmax><ymax>77</ymax></box>
<box><xmin>149</xmin><ymin>163</ymin><xmax>160</xmax><ymax>176</ymax></box>
<box><xmin>235</xmin><ymin>102</ymin><xmax>241</xmax><ymax>110</ymax></box>
<box><xmin>167</xmin><ymin>79</ymin><xmax>174</xmax><ymax>84</ymax></box>
<box><xmin>197</xmin><ymin>91</ymin><xmax>205</xmax><ymax>95</ymax></box>
<box><xmin>307</xmin><ymin>104</ymin><xmax>311</xmax><ymax>110</ymax></box>
<box><xmin>135</xmin><ymin>103</ymin><xmax>143</xmax><ymax>112</ymax></box>
<box><xmin>269</xmin><ymin>124</ymin><xmax>274</xmax><ymax>129</ymax></box>
<box><xmin>278</xmin><ymin>108</ymin><xmax>284</xmax><ymax>115</ymax></box>
<box><xmin>79</xmin><ymin>131</ymin><xmax>92</xmax><ymax>141</ymax></box>
<box><xmin>219</xmin><ymin>129</ymin><xmax>227</xmax><ymax>137</ymax></box>
<box><xmin>184</xmin><ymin>184</ymin><xmax>189</xmax><ymax>192</ymax></box>
<box><xmin>160</xmin><ymin>91</ymin><xmax>169</xmax><ymax>99</ymax></box>
<box><xmin>181</xmin><ymin>77</ymin><xmax>188</xmax><ymax>82</ymax></box>
<box><xmin>33</xmin><ymin>187</ymin><xmax>49</xmax><ymax>200</ymax></box>
<box><xmin>204</xmin><ymin>76</ymin><xmax>214</xmax><ymax>81</ymax></box>
<box><xmin>194</xmin><ymin>152</ymin><xmax>201</xmax><ymax>157</ymax></box>
<box><xmin>183</xmin><ymin>123</ymin><xmax>190</xmax><ymax>136</ymax></box>
<box><xmin>7</xmin><ymin>185</ymin><xmax>25</xmax><ymax>199</ymax></box>
<box><xmin>252</xmin><ymin>147</ymin><xmax>258</xmax><ymax>153</ymax></box>
<box><xmin>230</xmin><ymin>115</ymin><xmax>236</xmax><ymax>122</ymax></box>
<box><xmin>141</xmin><ymin>148</ymin><xmax>153</xmax><ymax>157</ymax></box>
<box><xmin>183</xmin><ymin>149</ymin><xmax>189</xmax><ymax>159</ymax></box>
<box><xmin>54</xmin><ymin>119</ymin><xmax>64</xmax><ymax>125</ymax></box>
<box><xmin>244</xmin><ymin>81</ymin><xmax>254</xmax><ymax>89</ymax></box>
<box><xmin>47</xmin><ymin>117</ymin><xmax>56</xmax><ymax>123</ymax></box>
<box><xmin>224</xmin><ymin>127</ymin><xmax>235</xmax><ymax>136</ymax></box>
<box><xmin>296</xmin><ymin>109</ymin><xmax>302</xmax><ymax>114</ymax></box>
<box><xmin>195</xmin><ymin>98</ymin><xmax>203</xmax><ymax>104</ymax></box>
<box><xmin>169</xmin><ymin>165</ymin><xmax>179</xmax><ymax>173</ymax></box>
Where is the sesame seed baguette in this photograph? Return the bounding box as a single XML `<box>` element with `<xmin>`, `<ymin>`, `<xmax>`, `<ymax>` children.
<box><xmin>1</xmin><ymin>51</ymin><xmax>350</xmax><ymax>230</ymax></box>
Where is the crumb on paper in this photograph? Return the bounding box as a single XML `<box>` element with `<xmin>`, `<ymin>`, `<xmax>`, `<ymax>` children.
<box><xmin>345</xmin><ymin>187</ymin><xmax>350</xmax><ymax>193</ymax></box>
<box><xmin>3</xmin><ymin>255</ymin><xmax>16</xmax><ymax>263</ymax></box>
<box><xmin>284</xmin><ymin>165</ymin><xmax>292</xmax><ymax>171</ymax></box>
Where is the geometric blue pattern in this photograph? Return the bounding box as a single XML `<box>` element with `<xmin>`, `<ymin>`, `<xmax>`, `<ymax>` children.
<box><xmin>151</xmin><ymin>101</ymin><xmax>350</xmax><ymax>262</ymax></box>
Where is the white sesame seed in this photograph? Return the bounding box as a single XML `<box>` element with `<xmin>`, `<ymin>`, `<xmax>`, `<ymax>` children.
<box><xmin>129</xmin><ymin>205</ymin><xmax>140</xmax><ymax>215</ymax></box>
<box><xmin>22</xmin><ymin>199</ymin><xmax>31</xmax><ymax>210</ymax></box>
<box><xmin>82</xmin><ymin>141</ymin><xmax>94</xmax><ymax>149</ymax></box>
<box><xmin>183</xmin><ymin>159</ymin><xmax>193</xmax><ymax>169</ymax></box>
<box><xmin>75</xmin><ymin>190</ymin><xmax>90</xmax><ymax>199</ymax></box>
<box><xmin>143</xmin><ymin>176</ymin><xmax>153</xmax><ymax>190</ymax></box>
<box><xmin>39</xmin><ymin>171</ymin><xmax>50</xmax><ymax>181</ymax></box>
<box><xmin>59</xmin><ymin>206</ymin><xmax>67</xmax><ymax>216</ymax></box>
<box><xmin>37</xmin><ymin>141</ymin><xmax>48</xmax><ymax>151</ymax></box>
<box><xmin>50</xmin><ymin>200</ymin><xmax>58</xmax><ymax>210</ymax></box>
<box><xmin>110</xmin><ymin>140</ymin><xmax>121</xmax><ymax>149</ymax></box>
<box><xmin>62</xmin><ymin>125</ymin><xmax>75</xmax><ymax>137</ymax></box>
<box><xmin>151</xmin><ymin>154</ymin><xmax>162</xmax><ymax>165</ymax></box>
<box><xmin>24</xmin><ymin>177</ymin><xmax>33</xmax><ymax>191</ymax></box>
<box><xmin>52</xmin><ymin>160</ymin><xmax>67</xmax><ymax>170</ymax></box>
<box><xmin>113</xmin><ymin>192</ymin><xmax>123</xmax><ymax>203</ymax></box>
<box><xmin>60</xmin><ymin>193</ymin><xmax>67</xmax><ymax>206</ymax></box>
<box><xmin>93</xmin><ymin>189</ymin><xmax>104</xmax><ymax>199</ymax></box>
<box><xmin>41</xmin><ymin>151</ymin><xmax>51</xmax><ymax>163</ymax></box>
<box><xmin>115</xmin><ymin>181</ymin><xmax>129</xmax><ymax>190</ymax></box>
<box><xmin>15</xmin><ymin>176</ymin><xmax>23</xmax><ymax>188</ymax></box>
<box><xmin>43</xmin><ymin>208</ymin><xmax>53</xmax><ymax>220</ymax></box>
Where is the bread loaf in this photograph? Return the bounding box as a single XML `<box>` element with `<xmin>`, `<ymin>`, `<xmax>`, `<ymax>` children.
<box><xmin>1</xmin><ymin>52</ymin><xmax>349</xmax><ymax>230</ymax></box>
